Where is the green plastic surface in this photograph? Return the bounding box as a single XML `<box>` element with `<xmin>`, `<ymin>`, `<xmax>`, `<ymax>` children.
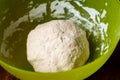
<box><xmin>0</xmin><ymin>0</ymin><xmax>120</xmax><ymax>80</ymax></box>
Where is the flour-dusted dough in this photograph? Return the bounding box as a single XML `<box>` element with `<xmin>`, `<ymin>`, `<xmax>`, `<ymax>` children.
<box><xmin>27</xmin><ymin>20</ymin><xmax>89</xmax><ymax>72</ymax></box>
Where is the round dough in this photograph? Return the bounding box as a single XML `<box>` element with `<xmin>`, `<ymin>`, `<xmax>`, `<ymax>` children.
<box><xmin>27</xmin><ymin>20</ymin><xmax>89</xmax><ymax>72</ymax></box>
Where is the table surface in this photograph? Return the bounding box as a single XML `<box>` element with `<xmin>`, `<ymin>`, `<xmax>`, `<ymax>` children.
<box><xmin>0</xmin><ymin>41</ymin><xmax>120</xmax><ymax>80</ymax></box>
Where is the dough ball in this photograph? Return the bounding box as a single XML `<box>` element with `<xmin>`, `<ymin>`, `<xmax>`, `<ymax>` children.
<box><xmin>27</xmin><ymin>20</ymin><xmax>90</xmax><ymax>72</ymax></box>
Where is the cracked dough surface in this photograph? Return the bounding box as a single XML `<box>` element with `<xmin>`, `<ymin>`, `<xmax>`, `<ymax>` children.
<box><xmin>27</xmin><ymin>20</ymin><xmax>89</xmax><ymax>72</ymax></box>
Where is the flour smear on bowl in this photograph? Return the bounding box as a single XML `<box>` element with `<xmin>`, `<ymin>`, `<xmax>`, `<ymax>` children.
<box><xmin>0</xmin><ymin>0</ymin><xmax>110</xmax><ymax>69</ymax></box>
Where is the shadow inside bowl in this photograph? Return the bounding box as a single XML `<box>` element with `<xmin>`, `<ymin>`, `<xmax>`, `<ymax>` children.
<box><xmin>0</xmin><ymin>0</ymin><xmax>117</xmax><ymax>72</ymax></box>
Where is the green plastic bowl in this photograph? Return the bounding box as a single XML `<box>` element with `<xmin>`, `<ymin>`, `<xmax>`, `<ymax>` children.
<box><xmin>0</xmin><ymin>0</ymin><xmax>120</xmax><ymax>80</ymax></box>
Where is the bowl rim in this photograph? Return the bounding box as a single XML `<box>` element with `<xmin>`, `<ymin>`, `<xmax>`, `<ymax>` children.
<box><xmin>0</xmin><ymin>38</ymin><xmax>119</xmax><ymax>79</ymax></box>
